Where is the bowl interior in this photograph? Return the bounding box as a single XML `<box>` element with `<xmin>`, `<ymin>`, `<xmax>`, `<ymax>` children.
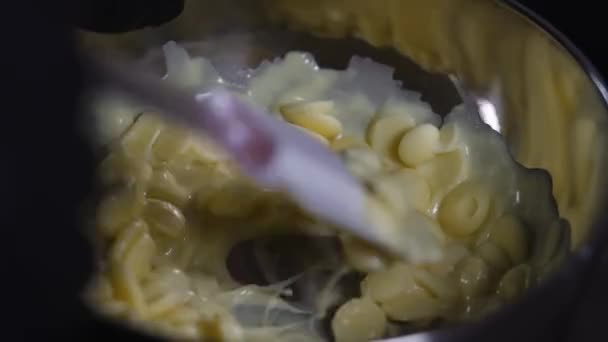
<box><xmin>80</xmin><ymin>0</ymin><xmax>608</xmax><ymax>339</ymax></box>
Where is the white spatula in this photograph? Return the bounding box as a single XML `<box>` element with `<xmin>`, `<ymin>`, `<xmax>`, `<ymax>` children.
<box><xmin>87</xmin><ymin>56</ymin><xmax>411</xmax><ymax>257</ymax></box>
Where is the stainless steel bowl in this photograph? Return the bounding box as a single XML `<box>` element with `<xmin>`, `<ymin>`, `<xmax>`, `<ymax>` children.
<box><xmin>80</xmin><ymin>1</ymin><xmax>608</xmax><ymax>340</ymax></box>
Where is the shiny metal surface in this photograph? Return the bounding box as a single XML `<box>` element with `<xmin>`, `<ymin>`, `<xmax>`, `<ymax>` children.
<box><xmin>79</xmin><ymin>0</ymin><xmax>608</xmax><ymax>340</ymax></box>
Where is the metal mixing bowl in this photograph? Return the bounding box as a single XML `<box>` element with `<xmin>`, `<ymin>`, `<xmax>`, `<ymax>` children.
<box><xmin>80</xmin><ymin>0</ymin><xmax>608</xmax><ymax>341</ymax></box>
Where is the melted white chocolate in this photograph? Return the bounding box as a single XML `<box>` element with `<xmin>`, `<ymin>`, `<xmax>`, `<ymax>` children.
<box><xmin>88</xmin><ymin>42</ymin><xmax>569</xmax><ymax>341</ymax></box>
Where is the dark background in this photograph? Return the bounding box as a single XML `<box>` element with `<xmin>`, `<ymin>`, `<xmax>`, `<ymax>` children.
<box><xmin>0</xmin><ymin>0</ymin><xmax>606</xmax><ymax>341</ymax></box>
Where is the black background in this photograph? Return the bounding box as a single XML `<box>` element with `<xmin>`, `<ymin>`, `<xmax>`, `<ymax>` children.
<box><xmin>1</xmin><ymin>0</ymin><xmax>606</xmax><ymax>341</ymax></box>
